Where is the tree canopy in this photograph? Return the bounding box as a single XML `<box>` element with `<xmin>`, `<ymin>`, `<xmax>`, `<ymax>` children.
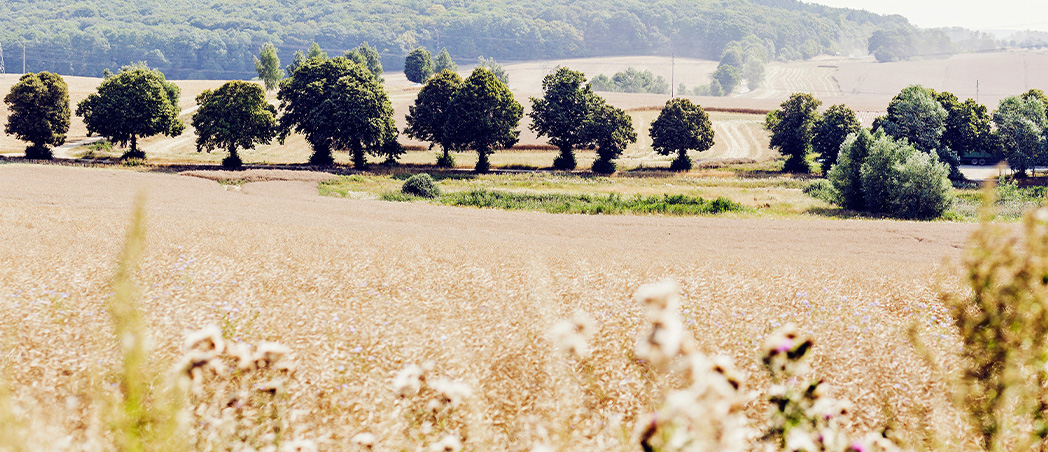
<box><xmin>811</xmin><ymin>104</ymin><xmax>860</xmax><ymax>173</ymax></box>
<box><xmin>192</xmin><ymin>81</ymin><xmax>277</xmax><ymax>168</ymax></box>
<box><xmin>344</xmin><ymin>42</ymin><xmax>384</xmax><ymax>83</ymax></box>
<box><xmin>277</xmin><ymin>56</ymin><xmax>396</xmax><ymax>167</ymax></box>
<box><xmin>434</xmin><ymin>48</ymin><xmax>457</xmax><ymax>74</ymax></box>
<box><xmin>254</xmin><ymin>43</ymin><xmax>282</xmax><ymax>92</ymax></box>
<box><xmin>993</xmin><ymin>96</ymin><xmax>1048</xmax><ymax>176</ymax></box>
<box><xmin>405</xmin><ymin>70</ymin><xmax>464</xmax><ymax>167</ymax></box>
<box><xmin>76</xmin><ymin>65</ymin><xmax>184</xmax><ymax>159</ymax></box>
<box><xmin>3</xmin><ymin>71</ymin><xmax>71</xmax><ymax>159</ymax></box>
<box><xmin>875</xmin><ymin>85</ymin><xmax>962</xmax><ymax>177</ymax></box>
<box><xmin>404</xmin><ymin>48</ymin><xmax>434</xmax><ymax>84</ymax></box>
<box><xmin>444</xmin><ymin>68</ymin><xmax>522</xmax><ymax>173</ymax></box>
<box><xmin>584</xmin><ymin>98</ymin><xmax>636</xmax><ymax>174</ymax></box>
<box><xmin>935</xmin><ymin>91</ymin><xmax>994</xmax><ymax>160</ymax></box>
<box><xmin>649</xmin><ymin>98</ymin><xmax>715</xmax><ymax>171</ymax></box>
<box><xmin>766</xmin><ymin>93</ymin><xmax>821</xmax><ymax>173</ymax></box>
<box><xmin>529</xmin><ymin>67</ymin><xmax>599</xmax><ymax>170</ymax></box>
<box><xmin>590</xmin><ymin>68</ymin><xmax>667</xmax><ymax>94</ymax></box>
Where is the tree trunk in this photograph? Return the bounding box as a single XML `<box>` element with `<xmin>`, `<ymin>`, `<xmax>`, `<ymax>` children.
<box><xmin>352</xmin><ymin>143</ymin><xmax>367</xmax><ymax>169</ymax></box>
<box><xmin>122</xmin><ymin>135</ymin><xmax>145</xmax><ymax>160</ymax></box>
<box><xmin>223</xmin><ymin>146</ymin><xmax>242</xmax><ymax>169</ymax></box>
<box><xmin>553</xmin><ymin>144</ymin><xmax>577</xmax><ymax>170</ymax></box>
<box><xmin>308</xmin><ymin>141</ymin><xmax>334</xmax><ymax>166</ymax></box>
<box><xmin>475</xmin><ymin>148</ymin><xmax>490</xmax><ymax>173</ymax></box>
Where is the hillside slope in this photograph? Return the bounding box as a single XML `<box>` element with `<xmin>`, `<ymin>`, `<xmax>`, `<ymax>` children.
<box><xmin>2</xmin><ymin>0</ymin><xmax>942</xmax><ymax>79</ymax></box>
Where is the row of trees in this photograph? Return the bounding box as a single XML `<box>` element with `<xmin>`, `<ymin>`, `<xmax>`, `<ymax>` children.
<box><xmin>6</xmin><ymin>61</ymin><xmax>720</xmax><ymax>174</ymax></box>
<box><xmin>767</xmin><ymin>85</ymin><xmax>1048</xmax><ymax>218</ymax></box>
<box><xmin>768</xmin><ymin>86</ymin><xmax>1048</xmax><ymax>178</ymax></box>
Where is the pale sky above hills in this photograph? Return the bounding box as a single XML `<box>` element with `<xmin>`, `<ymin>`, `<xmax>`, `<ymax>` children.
<box><xmin>808</xmin><ymin>0</ymin><xmax>1048</xmax><ymax>32</ymax></box>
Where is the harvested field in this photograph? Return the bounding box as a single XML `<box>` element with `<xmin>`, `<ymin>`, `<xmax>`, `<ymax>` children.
<box><xmin>0</xmin><ymin>163</ymin><xmax>986</xmax><ymax>450</ymax></box>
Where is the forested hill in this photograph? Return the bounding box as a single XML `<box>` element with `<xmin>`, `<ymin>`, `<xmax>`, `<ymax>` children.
<box><xmin>2</xmin><ymin>0</ymin><xmax>957</xmax><ymax>79</ymax></box>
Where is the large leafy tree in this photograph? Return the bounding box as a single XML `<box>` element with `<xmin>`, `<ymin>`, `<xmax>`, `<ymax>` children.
<box><xmin>874</xmin><ymin>85</ymin><xmax>962</xmax><ymax>176</ymax></box>
<box><xmin>649</xmin><ymin>98</ymin><xmax>714</xmax><ymax>171</ymax></box>
<box><xmin>285</xmin><ymin>42</ymin><xmax>327</xmax><ymax>78</ymax></box>
<box><xmin>477</xmin><ymin>57</ymin><xmax>509</xmax><ymax>85</ymax></box>
<box><xmin>766</xmin><ymin>93</ymin><xmax>821</xmax><ymax>173</ymax></box>
<box><xmin>3</xmin><ymin>71</ymin><xmax>71</xmax><ymax>159</ymax></box>
<box><xmin>712</xmin><ymin>65</ymin><xmax>742</xmax><ymax>95</ymax></box>
<box><xmin>584</xmin><ymin>98</ymin><xmax>636</xmax><ymax>174</ymax></box>
<box><xmin>404</xmin><ymin>48</ymin><xmax>434</xmax><ymax>84</ymax></box>
<box><xmin>811</xmin><ymin>104</ymin><xmax>860</xmax><ymax>173</ymax></box>
<box><xmin>935</xmin><ymin>91</ymin><xmax>994</xmax><ymax>161</ymax></box>
<box><xmin>253</xmin><ymin>42</ymin><xmax>282</xmax><ymax>92</ymax></box>
<box><xmin>1021</xmin><ymin>89</ymin><xmax>1048</xmax><ymax>123</ymax></box>
<box><xmin>344</xmin><ymin>42</ymin><xmax>383</xmax><ymax>83</ymax></box>
<box><xmin>191</xmin><ymin>81</ymin><xmax>277</xmax><ymax>169</ymax></box>
<box><xmin>444</xmin><ymin>68</ymin><xmax>523</xmax><ymax>173</ymax></box>
<box><xmin>827</xmin><ymin>128</ymin><xmax>876</xmax><ymax>211</ymax></box>
<box><xmin>529</xmin><ymin>67</ymin><xmax>599</xmax><ymax>170</ymax></box>
<box><xmin>277</xmin><ymin>57</ymin><xmax>397</xmax><ymax>167</ymax></box>
<box><xmin>993</xmin><ymin>95</ymin><xmax>1048</xmax><ymax>177</ymax></box>
<box><xmin>405</xmin><ymin>70</ymin><xmax>464</xmax><ymax>167</ymax></box>
<box><xmin>434</xmin><ymin>48</ymin><xmax>457</xmax><ymax>74</ymax></box>
<box><xmin>76</xmin><ymin>65</ymin><xmax>184</xmax><ymax>160</ymax></box>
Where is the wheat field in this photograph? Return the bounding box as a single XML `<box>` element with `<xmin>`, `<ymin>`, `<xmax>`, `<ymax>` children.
<box><xmin>0</xmin><ymin>163</ymin><xmax>990</xmax><ymax>451</ymax></box>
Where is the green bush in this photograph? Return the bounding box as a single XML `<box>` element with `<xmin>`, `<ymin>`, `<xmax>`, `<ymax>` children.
<box><xmin>801</xmin><ymin>178</ymin><xmax>836</xmax><ymax>203</ymax></box>
<box><xmin>401</xmin><ymin>173</ymin><xmax>441</xmax><ymax>198</ymax></box>
<box><xmin>828</xmin><ymin>129</ymin><xmax>952</xmax><ymax>219</ymax></box>
<box><xmin>860</xmin><ymin>136</ymin><xmax>952</xmax><ymax>219</ymax></box>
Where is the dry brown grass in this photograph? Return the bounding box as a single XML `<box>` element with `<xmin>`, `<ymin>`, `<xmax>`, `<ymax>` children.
<box><xmin>0</xmin><ymin>163</ymin><xmax>989</xmax><ymax>450</ymax></box>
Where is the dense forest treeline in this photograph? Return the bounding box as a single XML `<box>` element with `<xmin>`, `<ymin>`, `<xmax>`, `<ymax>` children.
<box><xmin>1</xmin><ymin>0</ymin><xmax>980</xmax><ymax>79</ymax></box>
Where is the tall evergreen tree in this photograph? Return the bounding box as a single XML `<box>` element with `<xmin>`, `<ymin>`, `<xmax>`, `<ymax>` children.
<box><xmin>434</xmin><ymin>48</ymin><xmax>457</xmax><ymax>74</ymax></box>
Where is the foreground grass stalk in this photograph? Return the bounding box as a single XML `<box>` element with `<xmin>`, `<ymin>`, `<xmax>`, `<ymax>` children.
<box><xmin>107</xmin><ymin>193</ymin><xmax>180</xmax><ymax>452</ymax></box>
<box><xmin>944</xmin><ymin>181</ymin><xmax>1048</xmax><ymax>451</ymax></box>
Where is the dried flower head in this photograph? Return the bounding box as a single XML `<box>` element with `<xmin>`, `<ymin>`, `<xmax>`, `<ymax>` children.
<box><xmin>279</xmin><ymin>439</ymin><xmax>318</xmax><ymax>452</ymax></box>
<box><xmin>430</xmin><ymin>377</ymin><xmax>472</xmax><ymax>408</ymax></box>
<box><xmin>548</xmin><ymin>311</ymin><xmax>596</xmax><ymax>359</ymax></box>
<box><xmin>254</xmin><ymin>342</ymin><xmax>291</xmax><ymax>370</ymax></box>
<box><xmin>351</xmin><ymin>432</ymin><xmax>376</xmax><ymax>449</ymax></box>
<box><xmin>184</xmin><ymin>325</ymin><xmax>225</xmax><ymax>356</ymax></box>
<box><xmin>429</xmin><ymin>434</ymin><xmax>463</xmax><ymax>452</ymax></box>
<box><xmin>636</xmin><ymin>311</ymin><xmax>684</xmax><ymax>369</ymax></box>
<box><xmin>393</xmin><ymin>364</ymin><xmax>424</xmax><ymax>398</ymax></box>
<box><xmin>634</xmin><ymin>279</ymin><xmax>680</xmax><ymax>320</ymax></box>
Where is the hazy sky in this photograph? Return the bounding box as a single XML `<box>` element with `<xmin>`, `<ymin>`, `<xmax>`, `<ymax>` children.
<box><xmin>807</xmin><ymin>0</ymin><xmax>1048</xmax><ymax>32</ymax></box>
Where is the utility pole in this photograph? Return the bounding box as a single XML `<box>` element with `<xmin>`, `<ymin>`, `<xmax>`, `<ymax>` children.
<box><xmin>22</xmin><ymin>40</ymin><xmax>26</xmax><ymax>74</ymax></box>
<box><xmin>671</xmin><ymin>53</ymin><xmax>675</xmax><ymax>98</ymax></box>
<box><xmin>0</xmin><ymin>42</ymin><xmax>6</xmax><ymax>74</ymax></box>
<box><xmin>976</xmin><ymin>80</ymin><xmax>980</xmax><ymax>104</ymax></box>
